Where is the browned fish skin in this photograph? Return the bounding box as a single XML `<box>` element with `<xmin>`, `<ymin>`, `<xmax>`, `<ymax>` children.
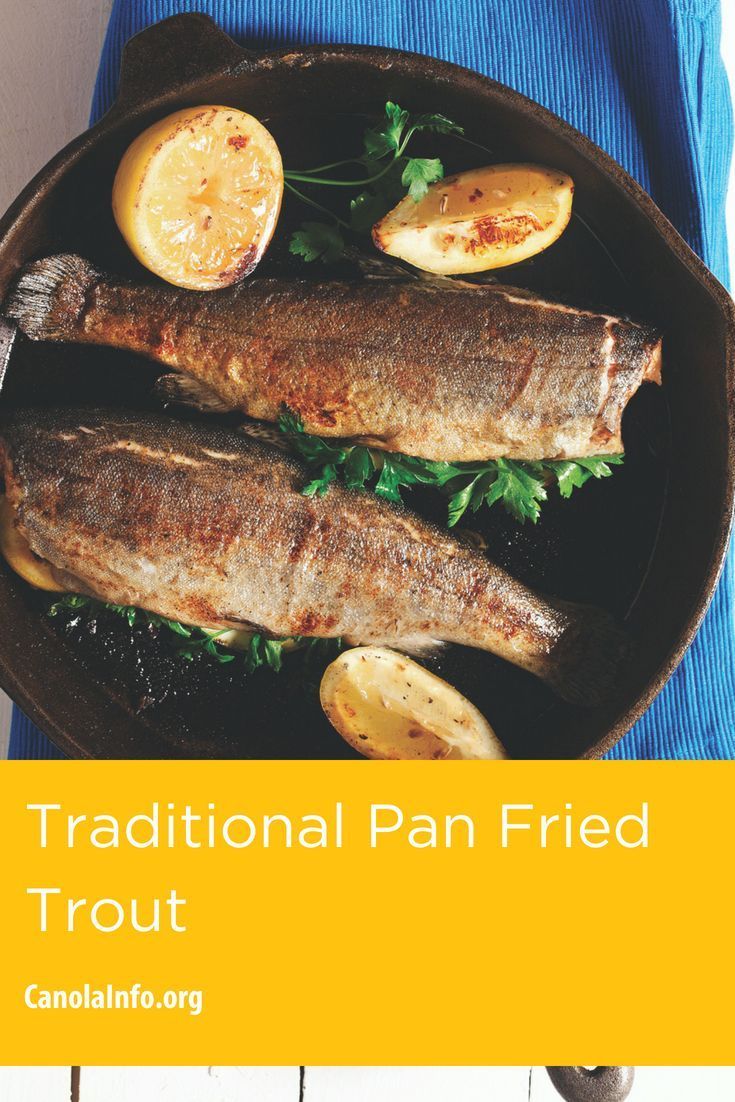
<box><xmin>0</xmin><ymin>408</ymin><xmax>625</xmax><ymax>703</ymax></box>
<box><xmin>4</xmin><ymin>255</ymin><xmax>661</xmax><ymax>462</ymax></box>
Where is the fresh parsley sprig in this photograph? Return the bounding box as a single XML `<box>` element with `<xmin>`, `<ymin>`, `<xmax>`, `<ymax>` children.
<box><xmin>49</xmin><ymin>593</ymin><xmax>197</xmax><ymax>638</ymax></box>
<box><xmin>48</xmin><ymin>595</ymin><xmax>239</xmax><ymax>665</ymax></box>
<box><xmin>285</xmin><ymin>102</ymin><xmax>464</xmax><ymax>263</ymax></box>
<box><xmin>278</xmin><ymin>412</ymin><xmax>623</xmax><ymax>526</ymax></box>
<box><xmin>289</xmin><ymin>221</ymin><xmax>347</xmax><ymax>264</ymax></box>
<box><xmin>47</xmin><ymin>594</ymin><xmax>342</xmax><ymax>672</ymax></box>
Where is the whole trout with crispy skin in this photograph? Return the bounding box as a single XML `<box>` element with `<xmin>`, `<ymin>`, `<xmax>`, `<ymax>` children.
<box><xmin>4</xmin><ymin>254</ymin><xmax>661</xmax><ymax>462</ymax></box>
<box><xmin>0</xmin><ymin>408</ymin><xmax>627</xmax><ymax>704</ymax></box>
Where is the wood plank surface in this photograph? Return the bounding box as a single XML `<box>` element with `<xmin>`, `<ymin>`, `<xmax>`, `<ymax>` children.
<box><xmin>5</xmin><ymin>1066</ymin><xmax>735</xmax><ymax>1098</ymax></box>
<box><xmin>305</xmin><ymin>1066</ymin><xmax>530</xmax><ymax>1101</ymax></box>
<box><xmin>80</xmin><ymin>1066</ymin><xmax>300</xmax><ymax>1102</ymax></box>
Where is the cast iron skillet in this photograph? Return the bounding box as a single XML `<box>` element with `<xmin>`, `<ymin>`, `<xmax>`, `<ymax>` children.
<box><xmin>0</xmin><ymin>14</ymin><xmax>732</xmax><ymax>759</ymax></box>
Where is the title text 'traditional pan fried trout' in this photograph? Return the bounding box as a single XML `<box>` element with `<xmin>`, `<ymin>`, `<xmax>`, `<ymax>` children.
<box><xmin>0</xmin><ymin>409</ymin><xmax>627</xmax><ymax>704</ymax></box>
<box><xmin>4</xmin><ymin>254</ymin><xmax>661</xmax><ymax>462</ymax></box>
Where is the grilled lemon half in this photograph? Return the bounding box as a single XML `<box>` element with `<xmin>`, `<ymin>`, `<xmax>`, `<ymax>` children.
<box><xmin>113</xmin><ymin>105</ymin><xmax>283</xmax><ymax>290</ymax></box>
<box><xmin>373</xmin><ymin>163</ymin><xmax>573</xmax><ymax>275</ymax></box>
<box><xmin>320</xmin><ymin>646</ymin><xmax>505</xmax><ymax>760</ymax></box>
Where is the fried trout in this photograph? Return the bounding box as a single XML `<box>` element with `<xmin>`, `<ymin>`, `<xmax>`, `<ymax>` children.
<box><xmin>4</xmin><ymin>254</ymin><xmax>661</xmax><ymax>462</ymax></box>
<box><xmin>0</xmin><ymin>408</ymin><xmax>627</xmax><ymax>704</ymax></box>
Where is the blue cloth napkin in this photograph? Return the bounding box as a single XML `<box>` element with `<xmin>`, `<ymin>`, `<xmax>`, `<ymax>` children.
<box><xmin>9</xmin><ymin>0</ymin><xmax>734</xmax><ymax>759</ymax></box>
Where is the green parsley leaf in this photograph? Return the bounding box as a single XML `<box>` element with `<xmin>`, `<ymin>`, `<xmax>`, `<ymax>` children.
<box><xmin>373</xmin><ymin>452</ymin><xmax>442</xmax><ymax>501</ymax></box>
<box><xmin>277</xmin><ymin>411</ymin><xmax>623</xmax><ymax>528</ymax></box>
<box><xmin>278</xmin><ymin>411</ymin><xmax>347</xmax><ymax>467</ymax></box>
<box><xmin>278</xmin><ymin>410</ymin><xmax>305</xmax><ymax>436</ymax></box>
<box><xmin>446</xmin><ymin>476</ymin><xmax>483</xmax><ymax>527</ymax></box>
<box><xmin>363</xmin><ymin>101</ymin><xmax>409</xmax><ymax>158</ymax></box>
<box><xmin>201</xmin><ymin>630</ymin><xmax>237</xmax><ymax>663</ymax></box>
<box><xmin>409</xmin><ymin>112</ymin><xmax>465</xmax><ymax>137</ymax></box>
<box><xmin>285</xmin><ymin>102</ymin><xmax>463</xmax><ymax>256</ymax></box>
<box><xmin>48</xmin><ymin>593</ymin><xmax>91</xmax><ymax>616</ymax></box>
<box><xmin>344</xmin><ymin>446</ymin><xmax>375</xmax><ymax>488</ymax></box>
<box><xmin>263</xmin><ymin>638</ymin><xmax>285</xmax><ymax>673</ymax></box>
<box><xmin>546</xmin><ymin>455</ymin><xmax>624</xmax><ymax>498</ymax></box>
<box><xmin>244</xmin><ymin>633</ymin><xmax>264</xmax><ymax>673</ymax></box>
<box><xmin>493</xmin><ymin>459</ymin><xmax>548</xmax><ymax>523</ymax></box>
<box><xmin>401</xmin><ymin>157</ymin><xmax>444</xmax><ymax>201</ymax></box>
<box><xmin>289</xmin><ymin>221</ymin><xmax>346</xmax><ymax>263</ymax></box>
<box><xmin>373</xmin><ymin>455</ymin><xmax>409</xmax><ymax>503</ymax></box>
<box><xmin>45</xmin><ymin>596</ymin><xmax>322</xmax><ymax>673</ymax></box>
<box><xmin>161</xmin><ymin>618</ymin><xmax>192</xmax><ymax>638</ymax></box>
<box><xmin>302</xmin><ymin>463</ymin><xmax>340</xmax><ymax>497</ymax></box>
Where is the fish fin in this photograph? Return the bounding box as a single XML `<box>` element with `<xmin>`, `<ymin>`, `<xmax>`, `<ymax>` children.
<box><xmin>415</xmin><ymin>271</ymin><xmax>491</xmax><ymax>291</ymax></box>
<box><xmin>154</xmin><ymin>373</ymin><xmax>233</xmax><ymax>414</ymax></box>
<box><xmin>343</xmin><ymin>248</ymin><xmax>481</xmax><ymax>291</ymax></box>
<box><xmin>342</xmin><ymin>246</ymin><xmax>418</xmax><ymax>281</ymax></box>
<box><xmin>453</xmin><ymin>527</ymin><xmax>488</xmax><ymax>553</ymax></box>
<box><xmin>547</xmin><ymin>605</ymin><xmax>631</xmax><ymax>707</ymax></box>
<box><xmin>236</xmin><ymin>417</ymin><xmax>290</xmax><ymax>450</ymax></box>
<box><xmin>345</xmin><ymin>632</ymin><xmax>446</xmax><ymax>658</ymax></box>
<box><xmin>3</xmin><ymin>254</ymin><xmax>98</xmax><ymax>340</ymax></box>
<box><xmin>154</xmin><ymin>375</ymin><xmax>289</xmax><ymax>450</ymax></box>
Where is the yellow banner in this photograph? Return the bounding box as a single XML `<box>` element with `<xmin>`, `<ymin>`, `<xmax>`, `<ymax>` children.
<box><xmin>0</xmin><ymin>760</ymin><xmax>731</xmax><ymax>1064</ymax></box>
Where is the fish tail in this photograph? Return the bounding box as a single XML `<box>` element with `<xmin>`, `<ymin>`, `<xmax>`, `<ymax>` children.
<box><xmin>3</xmin><ymin>254</ymin><xmax>98</xmax><ymax>341</ymax></box>
<box><xmin>546</xmin><ymin>604</ymin><xmax>631</xmax><ymax>707</ymax></box>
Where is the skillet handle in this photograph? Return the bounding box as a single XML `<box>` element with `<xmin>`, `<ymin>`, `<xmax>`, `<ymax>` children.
<box><xmin>546</xmin><ymin>1067</ymin><xmax>635</xmax><ymax>1102</ymax></box>
<box><xmin>111</xmin><ymin>13</ymin><xmax>251</xmax><ymax>116</ymax></box>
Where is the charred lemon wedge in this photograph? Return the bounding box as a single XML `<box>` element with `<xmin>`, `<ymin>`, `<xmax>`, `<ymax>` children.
<box><xmin>320</xmin><ymin>646</ymin><xmax>505</xmax><ymax>760</ymax></box>
<box><xmin>372</xmin><ymin>164</ymin><xmax>573</xmax><ymax>275</ymax></box>
<box><xmin>112</xmin><ymin>105</ymin><xmax>283</xmax><ymax>290</ymax></box>
<box><xmin>0</xmin><ymin>496</ymin><xmax>61</xmax><ymax>591</ymax></box>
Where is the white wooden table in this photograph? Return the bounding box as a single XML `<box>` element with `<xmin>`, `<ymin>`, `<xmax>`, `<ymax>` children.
<box><xmin>1</xmin><ymin>3</ymin><xmax>735</xmax><ymax>757</ymax></box>
<box><xmin>2</xmin><ymin>1066</ymin><xmax>735</xmax><ymax>1101</ymax></box>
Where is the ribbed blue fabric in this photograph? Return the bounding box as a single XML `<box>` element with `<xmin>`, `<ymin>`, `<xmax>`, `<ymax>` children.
<box><xmin>9</xmin><ymin>0</ymin><xmax>734</xmax><ymax>759</ymax></box>
<box><xmin>9</xmin><ymin>710</ymin><xmax>66</xmax><ymax>759</ymax></box>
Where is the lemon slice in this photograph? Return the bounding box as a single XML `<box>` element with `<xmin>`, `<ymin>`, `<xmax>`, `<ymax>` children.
<box><xmin>372</xmin><ymin>163</ymin><xmax>573</xmax><ymax>275</ymax></box>
<box><xmin>112</xmin><ymin>105</ymin><xmax>283</xmax><ymax>290</ymax></box>
<box><xmin>0</xmin><ymin>497</ymin><xmax>62</xmax><ymax>591</ymax></box>
<box><xmin>320</xmin><ymin>646</ymin><xmax>506</xmax><ymax>760</ymax></box>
